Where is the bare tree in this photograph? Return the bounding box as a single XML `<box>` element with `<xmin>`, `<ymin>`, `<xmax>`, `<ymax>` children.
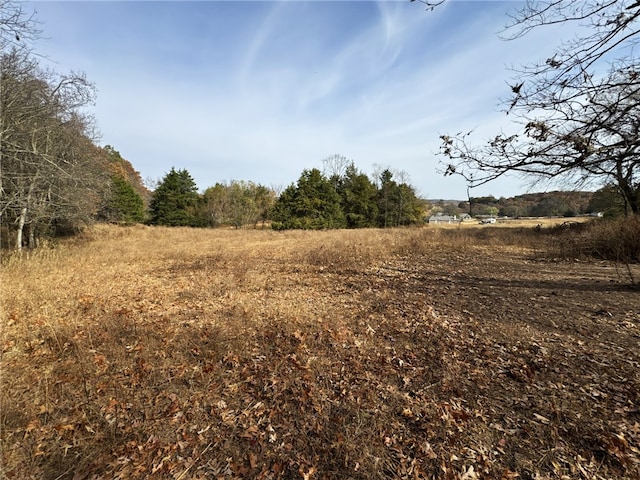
<box><xmin>0</xmin><ymin>0</ymin><xmax>43</xmax><ymax>248</ymax></box>
<box><xmin>1</xmin><ymin>49</ymin><xmax>104</xmax><ymax>249</ymax></box>
<box><xmin>321</xmin><ymin>154</ymin><xmax>352</xmax><ymax>189</ymax></box>
<box><xmin>411</xmin><ymin>0</ymin><xmax>445</xmax><ymax>11</ymax></box>
<box><xmin>496</xmin><ymin>1</ymin><xmax>640</xmax><ymax>118</ymax></box>
<box><xmin>440</xmin><ymin>67</ymin><xmax>640</xmax><ymax>214</ymax></box>
<box><xmin>418</xmin><ymin>0</ymin><xmax>640</xmax><ymax>213</ymax></box>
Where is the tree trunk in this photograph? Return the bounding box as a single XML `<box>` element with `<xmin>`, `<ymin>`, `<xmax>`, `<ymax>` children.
<box><xmin>16</xmin><ymin>207</ymin><xmax>27</xmax><ymax>251</ymax></box>
<box><xmin>630</xmin><ymin>194</ymin><xmax>639</xmax><ymax>215</ymax></box>
<box><xmin>619</xmin><ymin>181</ymin><xmax>639</xmax><ymax>216</ymax></box>
<box><xmin>28</xmin><ymin>224</ymin><xmax>37</xmax><ymax>248</ymax></box>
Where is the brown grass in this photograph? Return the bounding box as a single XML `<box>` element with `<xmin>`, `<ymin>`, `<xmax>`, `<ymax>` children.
<box><xmin>2</xmin><ymin>223</ymin><xmax>639</xmax><ymax>479</ymax></box>
<box><xmin>537</xmin><ymin>216</ymin><xmax>640</xmax><ymax>285</ymax></box>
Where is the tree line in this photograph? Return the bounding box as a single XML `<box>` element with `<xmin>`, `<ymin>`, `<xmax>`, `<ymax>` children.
<box><xmin>0</xmin><ymin>47</ymin><xmax>106</xmax><ymax>250</ymax></box>
<box><xmin>271</xmin><ymin>162</ymin><xmax>425</xmax><ymax>229</ymax></box>
<box><xmin>431</xmin><ymin>188</ymin><xmax>622</xmax><ymax>219</ymax></box>
<box><xmin>0</xmin><ymin>1</ymin><xmax>154</xmax><ymax>250</ymax></box>
<box><xmin>0</xmin><ymin>2</ymin><xmax>424</xmax><ymax>250</ymax></box>
<box><xmin>5</xmin><ymin>0</ymin><xmax>637</xmax><ymax>251</ymax></box>
<box><xmin>143</xmin><ymin>159</ymin><xmax>425</xmax><ymax>230</ymax></box>
<box><xmin>0</xmin><ymin>37</ymin><xmax>423</xmax><ymax>249</ymax></box>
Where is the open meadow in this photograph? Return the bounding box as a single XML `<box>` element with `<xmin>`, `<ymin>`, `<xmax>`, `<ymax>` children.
<box><xmin>1</xmin><ymin>223</ymin><xmax>639</xmax><ymax>479</ymax></box>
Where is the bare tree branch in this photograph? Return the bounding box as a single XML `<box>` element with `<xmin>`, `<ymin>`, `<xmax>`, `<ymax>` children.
<box><xmin>421</xmin><ymin>0</ymin><xmax>640</xmax><ymax>214</ymax></box>
<box><xmin>0</xmin><ymin>0</ymin><xmax>41</xmax><ymax>51</ymax></box>
<box><xmin>439</xmin><ymin>68</ymin><xmax>640</xmax><ymax>213</ymax></box>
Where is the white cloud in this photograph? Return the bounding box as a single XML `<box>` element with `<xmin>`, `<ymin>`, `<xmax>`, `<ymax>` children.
<box><xmin>30</xmin><ymin>0</ymin><xmax>581</xmax><ymax>199</ymax></box>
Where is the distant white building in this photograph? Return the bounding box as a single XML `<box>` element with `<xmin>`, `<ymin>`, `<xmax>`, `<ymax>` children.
<box><xmin>428</xmin><ymin>214</ymin><xmax>458</xmax><ymax>224</ymax></box>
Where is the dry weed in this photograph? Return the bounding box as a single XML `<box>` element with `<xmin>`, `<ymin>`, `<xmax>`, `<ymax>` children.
<box><xmin>2</xmin><ymin>224</ymin><xmax>639</xmax><ymax>479</ymax></box>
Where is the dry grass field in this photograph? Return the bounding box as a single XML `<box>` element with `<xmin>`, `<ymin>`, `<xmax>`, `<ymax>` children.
<box><xmin>1</xmin><ymin>223</ymin><xmax>639</xmax><ymax>479</ymax></box>
<box><xmin>438</xmin><ymin>217</ymin><xmax>590</xmax><ymax>229</ymax></box>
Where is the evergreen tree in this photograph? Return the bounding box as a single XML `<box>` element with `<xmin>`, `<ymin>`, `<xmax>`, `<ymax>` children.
<box><xmin>338</xmin><ymin>164</ymin><xmax>378</xmax><ymax>228</ymax></box>
<box><xmin>377</xmin><ymin>169</ymin><xmax>398</xmax><ymax>228</ymax></box>
<box><xmin>102</xmin><ymin>175</ymin><xmax>145</xmax><ymax>223</ymax></box>
<box><xmin>375</xmin><ymin>169</ymin><xmax>424</xmax><ymax>227</ymax></box>
<box><xmin>270</xmin><ymin>184</ymin><xmax>297</xmax><ymax>230</ymax></box>
<box><xmin>271</xmin><ymin>169</ymin><xmax>345</xmax><ymax>230</ymax></box>
<box><xmin>395</xmin><ymin>183</ymin><xmax>425</xmax><ymax>226</ymax></box>
<box><xmin>148</xmin><ymin>168</ymin><xmax>199</xmax><ymax>226</ymax></box>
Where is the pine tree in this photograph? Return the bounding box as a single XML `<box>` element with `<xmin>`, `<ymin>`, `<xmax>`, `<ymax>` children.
<box><xmin>148</xmin><ymin>168</ymin><xmax>199</xmax><ymax>226</ymax></box>
<box><xmin>103</xmin><ymin>175</ymin><xmax>145</xmax><ymax>223</ymax></box>
<box><xmin>337</xmin><ymin>164</ymin><xmax>378</xmax><ymax>228</ymax></box>
<box><xmin>376</xmin><ymin>169</ymin><xmax>424</xmax><ymax>227</ymax></box>
<box><xmin>271</xmin><ymin>169</ymin><xmax>345</xmax><ymax>230</ymax></box>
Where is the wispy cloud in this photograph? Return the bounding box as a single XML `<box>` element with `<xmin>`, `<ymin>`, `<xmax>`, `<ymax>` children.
<box><xmin>31</xmin><ymin>0</ymin><xmax>575</xmax><ymax>199</ymax></box>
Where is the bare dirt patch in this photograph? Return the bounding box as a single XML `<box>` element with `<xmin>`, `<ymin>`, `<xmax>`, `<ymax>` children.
<box><xmin>1</xmin><ymin>225</ymin><xmax>639</xmax><ymax>479</ymax></box>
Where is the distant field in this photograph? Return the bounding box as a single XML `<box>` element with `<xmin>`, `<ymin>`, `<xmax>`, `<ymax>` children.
<box><xmin>431</xmin><ymin>216</ymin><xmax>593</xmax><ymax>228</ymax></box>
<box><xmin>2</xmin><ymin>224</ymin><xmax>638</xmax><ymax>479</ymax></box>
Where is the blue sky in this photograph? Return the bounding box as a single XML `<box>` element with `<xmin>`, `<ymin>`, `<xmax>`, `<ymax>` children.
<box><xmin>30</xmin><ymin>1</ymin><xmax>570</xmax><ymax>199</ymax></box>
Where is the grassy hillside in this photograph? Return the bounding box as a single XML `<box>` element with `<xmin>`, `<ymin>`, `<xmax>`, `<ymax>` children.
<box><xmin>2</xmin><ymin>224</ymin><xmax>639</xmax><ymax>479</ymax></box>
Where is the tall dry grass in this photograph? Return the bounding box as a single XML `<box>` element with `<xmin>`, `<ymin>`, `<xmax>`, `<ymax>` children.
<box><xmin>540</xmin><ymin>216</ymin><xmax>640</xmax><ymax>285</ymax></box>
<box><xmin>2</xmin><ymin>225</ymin><xmax>426</xmax><ymax>478</ymax></box>
<box><xmin>0</xmin><ymin>224</ymin><xmax>519</xmax><ymax>478</ymax></box>
<box><xmin>1</xmin><ymin>221</ymin><xmax>636</xmax><ymax>479</ymax></box>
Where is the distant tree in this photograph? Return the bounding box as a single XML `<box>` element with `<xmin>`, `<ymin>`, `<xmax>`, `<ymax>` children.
<box><xmin>588</xmin><ymin>185</ymin><xmax>626</xmax><ymax>218</ymax></box>
<box><xmin>102</xmin><ymin>145</ymin><xmax>149</xmax><ymax>207</ymax></box>
<box><xmin>377</xmin><ymin>169</ymin><xmax>398</xmax><ymax>228</ymax></box>
<box><xmin>100</xmin><ymin>175</ymin><xmax>145</xmax><ymax>224</ymax></box>
<box><xmin>376</xmin><ymin>169</ymin><xmax>424</xmax><ymax>227</ymax></box>
<box><xmin>197</xmin><ymin>183</ymin><xmax>228</xmax><ymax>227</ymax></box>
<box><xmin>499</xmin><ymin>205</ymin><xmax>515</xmax><ymax>218</ymax></box>
<box><xmin>529</xmin><ymin>196</ymin><xmax>569</xmax><ymax>217</ymax></box>
<box><xmin>228</xmin><ymin>181</ymin><xmax>271</xmax><ymax>228</ymax></box>
<box><xmin>440</xmin><ymin>201</ymin><xmax>462</xmax><ymax>217</ymax></box>
<box><xmin>270</xmin><ymin>185</ymin><xmax>296</xmax><ymax>230</ymax></box>
<box><xmin>337</xmin><ymin>163</ymin><xmax>378</xmax><ymax>228</ymax></box>
<box><xmin>473</xmin><ymin>203</ymin><xmax>500</xmax><ymax>217</ymax></box>
<box><xmin>195</xmin><ymin>181</ymin><xmax>274</xmax><ymax>228</ymax></box>
<box><xmin>486</xmin><ymin>206</ymin><xmax>500</xmax><ymax>217</ymax></box>
<box><xmin>322</xmin><ymin>154</ymin><xmax>352</xmax><ymax>190</ymax></box>
<box><xmin>472</xmin><ymin>196</ymin><xmax>498</xmax><ymax>205</ymax></box>
<box><xmin>396</xmin><ymin>183</ymin><xmax>426</xmax><ymax>225</ymax></box>
<box><xmin>225</xmin><ymin>182</ymin><xmax>251</xmax><ymax>228</ymax></box>
<box><xmin>252</xmin><ymin>183</ymin><xmax>276</xmax><ymax>228</ymax></box>
<box><xmin>148</xmin><ymin>168</ymin><xmax>199</xmax><ymax>226</ymax></box>
<box><xmin>271</xmin><ymin>168</ymin><xmax>345</xmax><ymax>230</ymax></box>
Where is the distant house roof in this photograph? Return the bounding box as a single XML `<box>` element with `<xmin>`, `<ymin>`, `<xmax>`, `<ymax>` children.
<box><xmin>428</xmin><ymin>214</ymin><xmax>458</xmax><ymax>224</ymax></box>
